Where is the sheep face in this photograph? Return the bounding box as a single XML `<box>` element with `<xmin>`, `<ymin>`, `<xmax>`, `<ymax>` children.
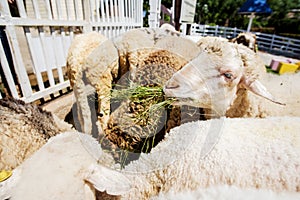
<box><xmin>234</xmin><ymin>32</ymin><xmax>257</xmax><ymax>52</ymax></box>
<box><xmin>164</xmin><ymin>45</ymin><xmax>244</xmax><ymax>115</ymax></box>
<box><xmin>164</xmin><ymin>39</ymin><xmax>284</xmax><ymax>115</ymax></box>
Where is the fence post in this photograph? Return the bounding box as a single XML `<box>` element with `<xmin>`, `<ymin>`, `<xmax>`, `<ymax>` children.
<box><xmin>233</xmin><ymin>27</ymin><xmax>237</xmax><ymax>38</ymax></box>
<box><xmin>270</xmin><ymin>34</ymin><xmax>275</xmax><ymax>51</ymax></box>
<box><xmin>82</xmin><ymin>0</ymin><xmax>92</xmax><ymax>32</ymax></box>
<box><xmin>214</xmin><ymin>25</ymin><xmax>218</xmax><ymax>36</ymax></box>
<box><xmin>148</xmin><ymin>0</ymin><xmax>161</xmax><ymax>28</ymax></box>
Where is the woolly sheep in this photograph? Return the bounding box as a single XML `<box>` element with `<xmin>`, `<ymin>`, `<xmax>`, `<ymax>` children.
<box><xmin>230</xmin><ymin>32</ymin><xmax>257</xmax><ymax>52</ymax></box>
<box><xmin>0</xmin><ymin>132</ymin><xmax>129</xmax><ymax>200</ymax></box>
<box><xmin>164</xmin><ymin>37</ymin><xmax>283</xmax><ymax>117</ymax></box>
<box><xmin>66</xmin><ymin>28</ymin><xmax>199</xmax><ymax>136</ymax></box>
<box><xmin>0</xmin><ymin>98</ymin><xmax>72</xmax><ymax>170</ymax></box>
<box><xmin>120</xmin><ymin>117</ymin><xmax>300</xmax><ymax>199</ymax></box>
<box><xmin>112</xmin><ymin>27</ymin><xmax>200</xmax><ymax>79</ymax></box>
<box><xmin>66</xmin><ymin>31</ymin><xmax>119</xmax><ymax>135</ymax></box>
<box><xmin>152</xmin><ymin>185</ymin><xmax>300</xmax><ymax>200</ymax></box>
<box><xmin>65</xmin><ymin>28</ymin><xmax>203</xmax><ymax>155</ymax></box>
<box><xmin>2</xmin><ymin>117</ymin><xmax>300</xmax><ymax>199</ymax></box>
<box><xmin>160</xmin><ymin>23</ymin><xmax>177</xmax><ymax>32</ymax></box>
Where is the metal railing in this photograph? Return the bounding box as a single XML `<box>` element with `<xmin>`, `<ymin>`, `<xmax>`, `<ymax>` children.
<box><xmin>189</xmin><ymin>24</ymin><xmax>300</xmax><ymax>58</ymax></box>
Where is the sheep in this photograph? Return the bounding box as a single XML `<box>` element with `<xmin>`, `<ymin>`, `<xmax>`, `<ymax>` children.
<box><xmin>65</xmin><ymin>28</ymin><xmax>202</xmax><ymax>155</ymax></box>
<box><xmin>164</xmin><ymin>37</ymin><xmax>284</xmax><ymax>117</ymax></box>
<box><xmin>2</xmin><ymin>117</ymin><xmax>300</xmax><ymax>199</ymax></box>
<box><xmin>159</xmin><ymin>23</ymin><xmax>177</xmax><ymax>32</ymax></box>
<box><xmin>121</xmin><ymin>116</ymin><xmax>300</xmax><ymax>199</ymax></box>
<box><xmin>230</xmin><ymin>32</ymin><xmax>257</xmax><ymax>52</ymax></box>
<box><xmin>99</xmin><ymin>28</ymin><xmax>202</xmax><ymax>152</ymax></box>
<box><xmin>112</xmin><ymin>27</ymin><xmax>200</xmax><ymax>79</ymax></box>
<box><xmin>66</xmin><ymin>28</ymin><xmax>199</xmax><ymax>137</ymax></box>
<box><xmin>152</xmin><ymin>185</ymin><xmax>300</xmax><ymax>200</ymax></box>
<box><xmin>0</xmin><ymin>131</ymin><xmax>129</xmax><ymax>200</ymax></box>
<box><xmin>0</xmin><ymin>97</ymin><xmax>72</xmax><ymax>170</ymax></box>
<box><xmin>66</xmin><ymin>31</ymin><xmax>119</xmax><ymax>135</ymax></box>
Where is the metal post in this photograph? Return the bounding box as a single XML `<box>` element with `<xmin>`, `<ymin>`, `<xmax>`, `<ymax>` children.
<box><xmin>247</xmin><ymin>13</ymin><xmax>255</xmax><ymax>32</ymax></box>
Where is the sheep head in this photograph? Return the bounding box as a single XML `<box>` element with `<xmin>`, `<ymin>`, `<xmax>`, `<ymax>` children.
<box><xmin>164</xmin><ymin>39</ymin><xmax>283</xmax><ymax>116</ymax></box>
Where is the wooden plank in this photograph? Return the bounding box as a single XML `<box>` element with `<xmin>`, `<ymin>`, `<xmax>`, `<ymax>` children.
<box><xmin>24</xmin><ymin>27</ymin><xmax>45</xmax><ymax>91</ymax></box>
<box><xmin>96</xmin><ymin>0</ymin><xmax>100</xmax><ymax>22</ymax></box>
<box><xmin>38</xmin><ymin>27</ymin><xmax>55</xmax><ymax>87</ymax></box>
<box><xmin>44</xmin><ymin>0</ymin><xmax>53</xmax><ymax>19</ymax></box>
<box><xmin>65</xmin><ymin>0</ymin><xmax>75</xmax><ymax>20</ymax></box>
<box><xmin>21</xmin><ymin>81</ymin><xmax>70</xmax><ymax>103</ymax></box>
<box><xmin>0</xmin><ymin>1</ymin><xmax>11</xmax><ymax>16</ymax></box>
<box><xmin>5</xmin><ymin>25</ymin><xmax>33</xmax><ymax>98</ymax></box>
<box><xmin>73</xmin><ymin>0</ymin><xmax>84</xmax><ymax>20</ymax></box>
<box><xmin>110</xmin><ymin>0</ymin><xmax>115</xmax><ymax>23</ymax></box>
<box><xmin>100</xmin><ymin>0</ymin><xmax>106</xmax><ymax>22</ymax></box>
<box><xmin>0</xmin><ymin>41</ymin><xmax>19</xmax><ymax>98</ymax></box>
<box><xmin>31</xmin><ymin>0</ymin><xmax>41</xmax><ymax>19</ymax></box>
<box><xmin>0</xmin><ymin>18</ymin><xmax>87</xmax><ymax>26</ymax></box>
<box><xmin>104</xmin><ymin>0</ymin><xmax>110</xmax><ymax>27</ymax></box>
<box><xmin>113</xmin><ymin>0</ymin><xmax>119</xmax><ymax>21</ymax></box>
<box><xmin>16</xmin><ymin>0</ymin><xmax>27</xmax><ymax>18</ymax></box>
<box><xmin>90</xmin><ymin>0</ymin><xmax>95</xmax><ymax>22</ymax></box>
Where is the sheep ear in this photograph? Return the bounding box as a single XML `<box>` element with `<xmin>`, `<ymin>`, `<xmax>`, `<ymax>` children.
<box><xmin>242</xmin><ymin>79</ymin><xmax>285</xmax><ymax>105</ymax></box>
<box><xmin>85</xmin><ymin>163</ymin><xmax>131</xmax><ymax>195</ymax></box>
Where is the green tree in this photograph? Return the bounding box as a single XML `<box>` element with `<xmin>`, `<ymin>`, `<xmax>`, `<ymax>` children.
<box><xmin>267</xmin><ymin>0</ymin><xmax>300</xmax><ymax>36</ymax></box>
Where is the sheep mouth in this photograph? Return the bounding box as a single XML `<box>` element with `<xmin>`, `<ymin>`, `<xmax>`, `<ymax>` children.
<box><xmin>165</xmin><ymin>96</ymin><xmax>196</xmax><ymax>105</ymax></box>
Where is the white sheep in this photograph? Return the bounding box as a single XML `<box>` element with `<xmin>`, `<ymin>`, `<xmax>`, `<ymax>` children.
<box><xmin>0</xmin><ymin>98</ymin><xmax>72</xmax><ymax>170</ymax></box>
<box><xmin>160</xmin><ymin>23</ymin><xmax>177</xmax><ymax>32</ymax></box>
<box><xmin>67</xmin><ymin>28</ymin><xmax>202</xmax><ymax>151</ymax></box>
<box><xmin>112</xmin><ymin>27</ymin><xmax>200</xmax><ymax>79</ymax></box>
<box><xmin>66</xmin><ymin>31</ymin><xmax>119</xmax><ymax>135</ymax></box>
<box><xmin>0</xmin><ymin>131</ymin><xmax>129</xmax><ymax>200</ymax></box>
<box><xmin>66</xmin><ymin>28</ymin><xmax>199</xmax><ymax>136</ymax></box>
<box><xmin>230</xmin><ymin>32</ymin><xmax>257</xmax><ymax>52</ymax></box>
<box><xmin>2</xmin><ymin>117</ymin><xmax>300</xmax><ymax>199</ymax></box>
<box><xmin>164</xmin><ymin>37</ymin><xmax>284</xmax><ymax>117</ymax></box>
<box><xmin>152</xmin><ymin>185</ymin><xmax>300</xmax><ymax>200</ymax></box>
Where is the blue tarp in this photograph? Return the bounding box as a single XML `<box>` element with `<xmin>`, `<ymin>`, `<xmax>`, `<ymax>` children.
<box><xmin>238</xmin><ymin>0</ymin><xmax>272</xmax><ymax>14</ymax></box>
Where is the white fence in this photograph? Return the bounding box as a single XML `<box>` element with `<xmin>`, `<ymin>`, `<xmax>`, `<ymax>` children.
<box><xmin>0</xmin><ymin>0</ymin><xmax>143</xmax><ymax>103</ymax></box>
<box><xmin>190</xmin><ymin>24</ymin><xmax>300</xmax><ymax>58</ymax></box>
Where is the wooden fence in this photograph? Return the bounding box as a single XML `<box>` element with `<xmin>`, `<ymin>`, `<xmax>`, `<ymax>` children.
<box><xmin>0</xmin><ymin>0</ymin><xmax>143</xmax><ymax>103</ymax></box>
<box><xmin>189</xmin><ymin>24</ymin><xmax>300</xmax><ymax>58</ymax></box>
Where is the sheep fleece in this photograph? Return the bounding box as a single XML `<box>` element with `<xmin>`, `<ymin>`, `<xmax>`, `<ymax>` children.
<box><xmin>123</xmin><ymin>117</ymin><xmax>300</xmax><ymax>199</ymax></box>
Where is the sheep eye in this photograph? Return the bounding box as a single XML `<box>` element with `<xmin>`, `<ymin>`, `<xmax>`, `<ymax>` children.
<box><xmin>223</xmin><ymin>72</ymin><xmax>233</xmax><ymax>80</ymax></box>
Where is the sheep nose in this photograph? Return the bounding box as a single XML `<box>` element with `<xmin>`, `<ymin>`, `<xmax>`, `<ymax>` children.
<box><xmin>164</xmin><ymin>81</ymin><xmax>180</xmax><ymax>90</ymax></box>
<box><xmin>165</xmin><ymin>84</ymin><xmax>180</xmax><ymax>89</ymax></box>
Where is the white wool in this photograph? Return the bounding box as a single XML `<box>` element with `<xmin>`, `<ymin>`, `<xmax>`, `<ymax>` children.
<box><xmin>152</xmin><ymin>185</ymin><xmax>300</xmax><ymax>200</ymax></box>
<box><xmin>2</xmin><ymin>118</ymin><xmax>300</xmax><ymax>199</ymax></box>
<box><xmin>3</xmin><ymin>132</ymin><xmax>128</xmax><ymax>200</ymax></box>
<box><xmin>66</xmin><ymin>31</ymin><xmax>119</xmax><ymax>134</ymax></box>
<box><xmin>122</xmin><ymin>117</ymin><xmax>300</xmax><ymax>199</ymax></box>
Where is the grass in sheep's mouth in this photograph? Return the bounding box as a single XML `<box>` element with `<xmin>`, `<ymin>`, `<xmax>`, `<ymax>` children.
<box><xmin>111</xmin><ymin>84</ymin><xmax>176</xmax><ymax>112</ymax></box>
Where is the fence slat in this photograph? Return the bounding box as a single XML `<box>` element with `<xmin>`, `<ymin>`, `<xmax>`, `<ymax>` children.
<box><xmin>0</xmin><ymin>41</ymin><xmax>19</xmax><ymax>98</ymax></box>
<box><xmin>6</xmin><ymin>25</ymin><xmax>33</xmax><ymax>98</ymax></box>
